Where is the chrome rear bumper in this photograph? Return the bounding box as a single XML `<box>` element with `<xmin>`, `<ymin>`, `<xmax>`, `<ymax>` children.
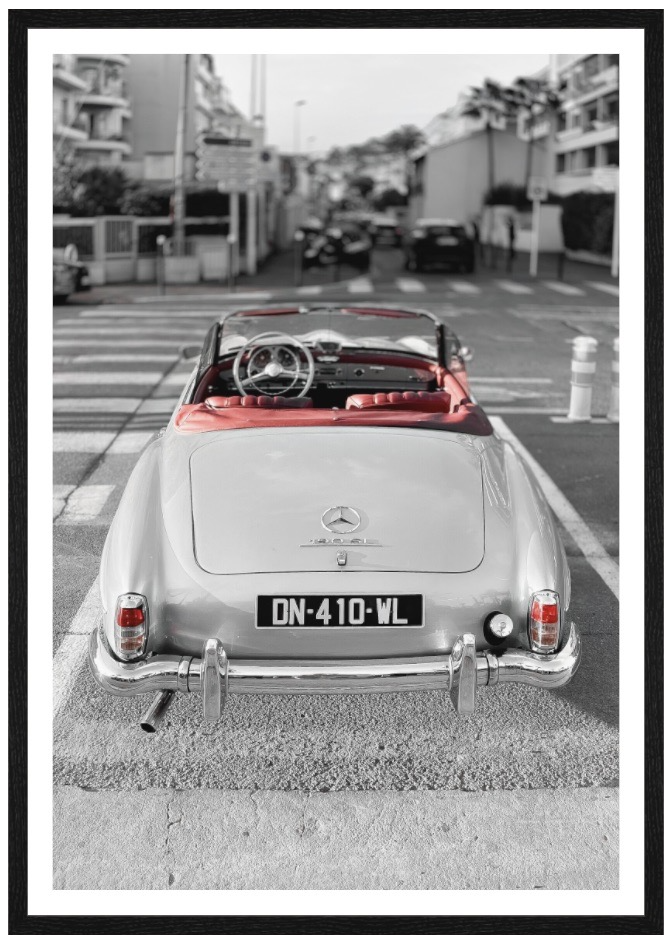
<box><xmin>89</xmin><ymin>622</ymin><xmax>580</xmax><ymax>721</ymax></box>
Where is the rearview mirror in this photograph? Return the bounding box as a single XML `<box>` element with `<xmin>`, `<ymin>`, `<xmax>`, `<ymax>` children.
<box><xmin>458</xmin><ymin>345</ymin><xmax>474</xmax><ymax>363</ymax></box>
<box><xmin>180</xmin><ymin>344</ymin><xmax>201</xmax><ymax>360</ymax></box>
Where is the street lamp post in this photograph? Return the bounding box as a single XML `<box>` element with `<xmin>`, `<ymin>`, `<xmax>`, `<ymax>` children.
<box><xmin>294</xmin><ymin>99</ymin><xmax>306</xmax><ymax>154</ymax></box>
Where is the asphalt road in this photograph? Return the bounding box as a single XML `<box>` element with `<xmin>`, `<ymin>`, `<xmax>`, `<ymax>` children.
<box><xmin>52</xmin><ymin>264</ymin><xmax>620</xmax><ymax>890</ymax></box>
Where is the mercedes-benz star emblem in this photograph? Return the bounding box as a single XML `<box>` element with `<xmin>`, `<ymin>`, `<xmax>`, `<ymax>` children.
<box><xmin>321</xmin><ymin>506</ymin><xmax>361</xmax><ymax>534</ymax></box>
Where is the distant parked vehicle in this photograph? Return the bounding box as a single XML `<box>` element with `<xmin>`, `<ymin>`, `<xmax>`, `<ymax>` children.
<box><xmin>370</xmin><ymin>215</ymin><xmax>403</xmax><ymax>247</ymax></box>
<box><xmin>404</xmin><ymin>219</ymin><xmax>475</xmax><ymax>274</ymax></box>
<box><xmin>53</xmin><ymin>244</ymin><xmax>90</xmax><ymax>304</ymax></box>
<box><xmin>302</xmin><ymin>223</ymin><xmax>372</xmax><ymax>272</ymax></box>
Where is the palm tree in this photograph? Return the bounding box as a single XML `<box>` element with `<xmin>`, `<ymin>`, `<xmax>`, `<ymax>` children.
<box><xmin>505</xmin><ymin>76</ymin><xmax>562</xmax><ymax>189</ymax></box>
<box><xmin>460</xmin><ymin>78</ymin><xmax>512</xmax><ymax>195</ymax></box>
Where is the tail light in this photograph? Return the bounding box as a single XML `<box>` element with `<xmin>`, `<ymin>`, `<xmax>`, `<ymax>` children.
<box><xmin>114</xmin><ymin>593</ymin><xmax>148</xmax><ymax>661</ymax></box>
<box><xmin>528</xmin><ymin>590</ymin><xmax>560</xmax><ymax>653</ymax></box>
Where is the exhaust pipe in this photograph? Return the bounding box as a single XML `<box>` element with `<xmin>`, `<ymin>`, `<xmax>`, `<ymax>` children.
<box><xmin>139</xmin><ymin>690</ymin><xmax>174</xmax><ymax>733</ymax></box>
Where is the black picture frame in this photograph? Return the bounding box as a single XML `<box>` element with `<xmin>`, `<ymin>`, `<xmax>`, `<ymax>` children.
<box><xmin>9</xmin><ymin>7</ymin><xmax>662</xmax><ymax>934</ymax></box>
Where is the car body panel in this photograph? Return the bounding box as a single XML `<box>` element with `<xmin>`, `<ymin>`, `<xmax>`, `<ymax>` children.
<box><xmin>99</xmin><ymin>423</ymin><xmax>570</xmax><ymax>661</ymax></box>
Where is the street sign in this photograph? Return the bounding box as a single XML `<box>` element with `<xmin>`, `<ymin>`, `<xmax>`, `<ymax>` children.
<box><xmin>527</xmin><ymin>177</ymin><xmax>548</xmax><ymax>202</ymax></box>
<box><xmin>195</xmin><ymin>133</ymin><xmax>258</xmax><ymax>192</ymax></box>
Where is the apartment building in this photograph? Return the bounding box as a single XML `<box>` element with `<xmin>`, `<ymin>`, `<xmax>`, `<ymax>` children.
<box><xmin>515</xmin><ymin>54</ymin><xmax>619</xmax><ymax>195</ymax></box>
<box><xmin>552</xmin><ymin>53</ymin><xmax>619</xmax><ymax>195</ymax></box>
<box><xmin>53</xmin><ymin>54</ymin><xmax>133</xmax><ymax>166</ymax></box>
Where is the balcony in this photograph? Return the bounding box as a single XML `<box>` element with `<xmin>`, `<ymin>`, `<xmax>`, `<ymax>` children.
<box><xmin>74</xmin><ymin>133</ymin><xmax>131</xmax><ymax>156</ymax></box>
<box><xmin>80</xmin><ymin>78</ymin><xmax>130</xmax><ymax>110</ymax></box>
<box><xmin>53</xmin><ymin>116</ymin><xmax>89</xmax><ymax>142</ymax></box>
<box><xmin>53</xmin><ymin>59</ymin><xmax>88</xmax><ymax>91</ymax></box>
<box><xmin>77</xmin><ymin>54</ymin><xmax>130</xmax><ymax>67</ymax></box>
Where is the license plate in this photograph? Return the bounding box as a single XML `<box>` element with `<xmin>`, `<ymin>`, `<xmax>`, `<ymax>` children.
<box><xmin>257</xmin><ymin>594</ymin><xmax>424</xmax><ymax>628</ymax></box>
<box><xmin>436</xmin><ymin>236</ymin><xmax>458</xmax><ymax>246</ymax></box>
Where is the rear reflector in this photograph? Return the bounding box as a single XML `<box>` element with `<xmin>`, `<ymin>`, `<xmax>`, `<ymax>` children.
<box><xmin>529</xmin><ymin>590</ymin><xmax>560</xmax><ymax>653</ymax></box>
<box><xmin>114</xmin><ymin>593</ymin><xmax>148</xmax><ymax>660</ymax></box>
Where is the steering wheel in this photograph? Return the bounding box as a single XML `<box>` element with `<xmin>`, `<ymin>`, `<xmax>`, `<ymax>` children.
<box><xmin>232</xmin><ymin>331</ymin><xmax>315</xmax><ymax>398</ymax></box>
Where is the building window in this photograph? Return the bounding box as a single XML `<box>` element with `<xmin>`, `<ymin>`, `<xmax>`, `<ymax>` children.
<box><xmin>556</xmin><ymin>153</ymin><xmax>566</xmax><ymax>173</ymax></box>
<box><xmin>583</xmin><ymin>55</ymin><xmax>600</xmax><ymax>78</ymax></box>
<box><xmin>584</xmin><ymin>103</ymin><xmax>599</xmax><ymax>131</ymax></box>
<box><xmin>604</xmin><ymin>141</ymin><xmax>619</xmax><ymax>166</ymax></box>
<box><xmin>557</xmin><ymin>110</ymin><xmax>567</xmax><ymax>132</ymax></box>
<box><xmin>583</xmin><ymin>147</ymin><xmax>597</xmax><ymax>169</ymax></box>
<box><xmin>569</xmin><ymin>110</ymin><xmax>582</xmax><ymax>129</ymax></box>
<box><xmin>606</xmin><ymin>54</ymin><xmax>619</xmax><ymax>68</ymax></box>
<box><xmin>604</xmin><ymin>95</ymin><xmax>619</xmax><ymax>121</ymax></box>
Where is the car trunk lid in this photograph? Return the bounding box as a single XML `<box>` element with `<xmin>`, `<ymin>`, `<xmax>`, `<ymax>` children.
<box><xmin>189</xmin><ymin>428</ymin><xmax>484</xmax><ymax>575</ymax></box>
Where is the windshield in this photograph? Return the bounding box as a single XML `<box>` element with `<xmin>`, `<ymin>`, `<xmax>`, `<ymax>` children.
<box><xmin>219</xmin><ymin>308</ymin><xmax>457</xmax><ymax>360</ymax></box>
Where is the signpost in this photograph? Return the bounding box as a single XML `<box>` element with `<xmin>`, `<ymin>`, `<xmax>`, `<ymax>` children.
<box><xmin>527</xmin><ymin>176</ymin><xmax>548</xmax><ymax>278</ymax></box>
<box><xmin>198</xmin><ymin>134</ymin><xmax>259</xmax><ymax>276</ymax></box>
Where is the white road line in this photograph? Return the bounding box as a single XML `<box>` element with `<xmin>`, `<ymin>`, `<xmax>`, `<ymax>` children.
<box><xmin>130</xmin><ymin>291</ymin><xmax>273</xmax><ymax>303</ymax></box>
<box><xmin>53</xmin><ymin>398</ymin><xmax>141</xmax><ymax>413</ymax></box>
<box><xmin>136</xmin><ymin>398</ymin><xmax>178</xmax><ymax>414</ymax></box>
<box><xmin>543</xmin><ymin>281</ymin><xmax>586</xmax><ymax>296</ymax></box>
<box><xmin>54</xmin><ymin>327</ymin><xmax>204</xmax><ymax>338</ymax></box>
<box><xmin>296</xmin><ymin>285</ymin><xmax>323</xmax><ymax>296</ymax></box>
<box><xmin>447</xmin><ymin>281</ymin><xmax>481</xmax><ymax>294</ymax></box>
<box><xmin>53</xmin><ymin>432</ymin><xmax>116</xmax><ymax>453</ymax></box>
<box><xmin>470</xmin><ymin>377</ymin><xmax>553</xmax><ymax>384</ymax></box>
<box><xmin>347</xmin><ymin>277</ymin><xmax>374</xmax><ymax>293</ymax></box>
<box><xmin>487</xmin><ymin>406</ymin><xmax>564</xmax><ymax>415</ymax></box>
<box><xmin>56</xmin><ymin>484</ymin><xmax>115</xmax><ymax>524</ymax></box>
<box><xmin>53</xmin><ymin>578</ymin><xmax>101</xmax><ymax>717</ymax></box>
<box><xmin>496</xmin><ymin>280</ymin><xmax>534</xmax><ymax>295</ymax></box>
<box><xmin>53</xmin><ymin>354</ymin><xmax>176</xmax><ymax>364</ymax></box>
<box><xmin>54</xmin><ymin>339</ymin><xmax>191</xmax><ymax>349</ymax></box>
<box><xmin>108</xmin><ymin>431</ymin><xmax>155</xmax><ymax>453</ymax></box>
<box><xmin>586</xmin><ymin>281</ymin><xmax>619</xmax><ymax>297</ymax></box>
<box><xmin>396</xmin><ymin>278</ymin><xmax>426</xmax><ymax>293</ymax></box>
<box><xmin>77</xmin><ymin>309</ymin><xmax>220</xmax><ymax>318</ymax></box>
<box><xmin>491</xmin><ymin>417</ymin><xmax>619</xmax><ymax>598</ymax></box>
<box><xmin>53</xmin><ymin>372</ymin><xmax>165</xmax><ymax>385</ymax></box>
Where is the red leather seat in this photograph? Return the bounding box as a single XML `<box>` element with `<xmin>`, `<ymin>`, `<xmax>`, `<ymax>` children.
<box><xmin>205</xmin><ymin>395</ymin><xmax>313</xmax><ymax>409</ymax></box>
<box><xmin>345</xmin><ymin>391</ymin><xmax>452</xmax><ymax>412</ymax></box>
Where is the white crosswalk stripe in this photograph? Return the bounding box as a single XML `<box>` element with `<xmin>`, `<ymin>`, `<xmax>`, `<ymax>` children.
<box><xmin>53</xmin><ymin>371</ymin><xmax>165</xmax><ymax>385</ymax></box>
<box><xmin>54</xmin><ymin>484</ymin><xmax>115</xmax><ymax>524</ymax></box>
<box><xmin>53</xmin><ymin>398</ymin><xmax>141</xmax><ymax>413</ymax></box>
<box><xmin>295</xmin><ymin>285</ymin><xmax>322</xmax><ymax>296</ymax></box>
<box><xmin>586</xmin><ymin>281</ymin><xmax>619</xmax><ymax>297</ymax></box>
<box><xmin>395</xmin><ymin>278</ymin><xmax>426</xmax><ymax>293</ymax></box>
<box><xmin>543</xmin><ymin>281</ymin><xmax>586</xmax><ymax>296</ymax></box>
<box><xmin>53</xmin><ymin>431</ymin><xmax>155</xmax><ymax>454</ymax></box>
<box><xmin>108</xmin><ymin>431</ymin><xmax>155</xmax><ymax>453</ymax></box>
<box><xmin>447</xmin><ymin>281</ymin><xmax>481</xmax><ymax>294</ymax></box>
<box><xmin>54</xmin><ymin>339</ymin><xmax>188</xmax><ymax>349</ymax></box>
<box><xmin>496</xmin><ymin>280</ymin><xmax>534</xmax><ymax>295</ymax></box>
<box><xmin>53</xmin><ymin>354</ymin><xmax>177</xmax><ymax>364</ymax></box>
<box><xmin>53</xmin><ymin>432</ymin><xmax>116</xmax><ymax>453</ymax></box>
<box><xmin>347</xmin><ymin>277</ymin><xmax>374</xmax><ymax>293</ymax></box>
<box><xmin>54</xmin><ymin>326</ymin><xmax>204</xmax><ymax>337</ymax></box>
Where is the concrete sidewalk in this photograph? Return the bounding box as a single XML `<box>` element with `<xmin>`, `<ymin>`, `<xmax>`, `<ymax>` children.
<box><xmin>54</xmin><ymin>786</ymin><xmax>618</xmax><ymax>890</ymax></box>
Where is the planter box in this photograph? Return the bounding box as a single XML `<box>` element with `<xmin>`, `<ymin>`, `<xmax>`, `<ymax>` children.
<box><xmin>164</xmin><ymin>256</ymin><xmax>200</xmax><ymax>284</ymax></box>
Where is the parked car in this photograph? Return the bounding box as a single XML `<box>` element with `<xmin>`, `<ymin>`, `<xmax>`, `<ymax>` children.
<box><xmin>404</xmin><ymin>219</ymin><xmax>475</xmax><ymax>273</ymax></box>
<box><xmin>53</xmin><ymin>244</ymin><xmax>91</xmax><ymax>304</ymax></box>
<box><xmin>370</xmin><ymin>215</ymin><xmax>403</xmax><ymax>247</ymax></box>
<box><xmin>89</xmin><ymin>303</ymin><xmax>580</xmax><ymax>732</ymax></box>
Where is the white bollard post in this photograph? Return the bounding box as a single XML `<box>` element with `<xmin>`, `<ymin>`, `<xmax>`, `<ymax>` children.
<box><xmin>607</xmin><ymin>337</ymin><xmax>619</xmax><ymax>423</ymax></box>
<box><xmin>567</xmin><ymin>336</ymin><xmax>598</xmax><ymax>421</ymax></box>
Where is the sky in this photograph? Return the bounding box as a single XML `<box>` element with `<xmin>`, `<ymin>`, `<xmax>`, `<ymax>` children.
<box><xmin>214</xmin><ymin>54</ymin><xmax>550</xmax><ymax>153</ymax></box>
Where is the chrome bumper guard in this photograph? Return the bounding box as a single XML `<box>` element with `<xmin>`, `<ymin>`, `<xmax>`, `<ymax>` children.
<box><xmin>89</xmin><ymin>622</ymin><xmax>580</xmax><ymax>721</ymax></box>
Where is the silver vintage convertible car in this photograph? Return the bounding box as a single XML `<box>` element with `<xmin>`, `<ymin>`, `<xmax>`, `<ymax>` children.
<box><xmin>89</xmin><ymin>304</ymin><xmax>580</xmax><ymax>731</ymax></box>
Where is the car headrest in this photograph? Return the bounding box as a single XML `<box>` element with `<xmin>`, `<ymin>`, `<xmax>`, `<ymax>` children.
<box><xmin>345</xmin><ymin>391</ymin><xmax>452</xmax><ymax>412</ymax></box>
<box><xmin>205</xmin><ymin>395</ymin><xmax>314</xmax><ymax>409</ymax></box>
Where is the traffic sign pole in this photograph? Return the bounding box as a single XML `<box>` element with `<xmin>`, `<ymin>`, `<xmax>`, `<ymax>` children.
<box><xmin>246</xmin><ymin>186</ymin><xmax>257</xmax><ymax>276</ymax></box>
<box><xmin>530</xmin><ymin>199</ymin><xmax>540</xmax><ymax>278</ymax></box>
